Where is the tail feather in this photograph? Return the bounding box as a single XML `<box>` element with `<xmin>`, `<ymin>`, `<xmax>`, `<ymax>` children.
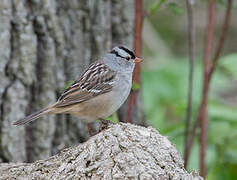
<box><xmin>13</xmin><ymin>107</ymin><xmax>51</xmax><ymax>126</ymax></box>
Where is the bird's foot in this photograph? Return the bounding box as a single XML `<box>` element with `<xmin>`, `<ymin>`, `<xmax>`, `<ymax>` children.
<box><xmin>99</xmin><ymin>118</ymin><xmax>111</xmax><ymax>132</ymax></box>
<box><xmin>87</xmin><ymin>119</ymin><xmax>112</xmax><ymax>136</ymax></box>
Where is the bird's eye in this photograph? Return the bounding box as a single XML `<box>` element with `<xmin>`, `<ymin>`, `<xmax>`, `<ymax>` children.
<box><xmin>125</xmin><ymin>56</ymin><xmax>130</xmax><ymax>60</ymax></box>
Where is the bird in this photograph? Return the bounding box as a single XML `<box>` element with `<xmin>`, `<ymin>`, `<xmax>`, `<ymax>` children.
<box><xmin>13</xmin><ymin>46</ymin><xmax>142</xmax><ymax>133</ymax></box>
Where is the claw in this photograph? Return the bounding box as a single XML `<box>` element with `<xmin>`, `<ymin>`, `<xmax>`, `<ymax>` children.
<box><xmin>99</xmin><ymin>118</ymin><xmax>110</xmax><ymax>132</ymax></box>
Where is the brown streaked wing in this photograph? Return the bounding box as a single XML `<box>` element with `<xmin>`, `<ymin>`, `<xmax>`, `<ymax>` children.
<box><xmin>54</xmin><ymin>62</ymin><xmax>116</xmax><ymax>108</ymax></box>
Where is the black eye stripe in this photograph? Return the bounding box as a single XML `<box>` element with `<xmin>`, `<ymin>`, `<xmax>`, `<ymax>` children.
<box><xmin>118</xmin><ymin>46</ymin><xmax>135</xmax><ymax>59</ymax></box>
<box><xmin>110</xmin><ymin>50</ymin><xmax>126</xmax><ymax>59</ymax></box>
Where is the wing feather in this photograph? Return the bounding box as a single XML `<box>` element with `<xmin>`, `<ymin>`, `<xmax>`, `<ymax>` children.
<box><xmin>54</xmin><ymin>62</ymin><xmax>116</xmax><ymax>108</ymax></box>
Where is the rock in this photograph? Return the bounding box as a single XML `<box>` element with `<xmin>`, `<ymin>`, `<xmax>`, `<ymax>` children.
<box><xmin>0</xmin><ymin>123</ymin><xmax>203</xmax><ymax>180</ymax></box>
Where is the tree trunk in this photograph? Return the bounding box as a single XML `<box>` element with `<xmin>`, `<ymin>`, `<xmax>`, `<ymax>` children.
<box><xmin>0</xmin><ymin>123</ymin><xmax>202</xmax><ymax>180</ymax></box>
<box><xmin>0</xmin><ymin>0</ymin><xmax>139</xmax><ymax>163</ymax></box>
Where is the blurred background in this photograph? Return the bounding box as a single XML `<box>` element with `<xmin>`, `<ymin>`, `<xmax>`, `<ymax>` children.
<box><xmin>0</xmin><ymin>0</ymin><xmax>236</xmax><ymax>179</ymax></box>
<box><xmin>143</xmin><ymin>0</ymin><xmax>237</xmax><ymax>179</ymax></box>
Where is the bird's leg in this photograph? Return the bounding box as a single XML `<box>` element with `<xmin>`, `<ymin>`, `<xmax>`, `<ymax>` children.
<box><xmin>99</xmin><ymin>118</ymin><xmax>110</xmax><ymax>131</ymax></box>
<box><xmin>87</xmin><ymin>123</ymin><xmax>93</xmax><ymax>136</ymax></box>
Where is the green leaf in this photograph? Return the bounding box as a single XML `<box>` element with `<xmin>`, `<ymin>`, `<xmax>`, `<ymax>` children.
<box><xmin>132</xmin><ymin>82</ymin><xmax>140</xmax><ymax>91</ymax></box>
<box><xmin>166</xmin><ymin>2</ymin><xmax>184</xmax><ymax>15</ymax></box>
<box><xmin>105</xmin><ymin>113</ymin><xmax>119</xmax><ymax>123</ymax></box>
<box><xmin>219</xmin><ymin>53</ymin><xmax>237</xmax><ymax>78</ymax></box>
<box><xmin>65</xmin><ymin>80</ymin><xmax>74</xmax><ymax>89</ymax></box>
<box><xmin>150</xmin><ymin>0</ymin><xmax>166</xmax><ymax>14</ymax></box>
<box><xmin>209</xmin><ymin>122</ymin><xmax>236</xmax><ymax>145</ymax></box>
<box><xmin>209</xmin><ymin>103</ymin><xmax>237</xmax><ymax>123</ymax></box>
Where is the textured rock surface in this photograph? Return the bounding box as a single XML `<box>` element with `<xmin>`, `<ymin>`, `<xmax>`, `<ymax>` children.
<box><xmin>0</xmin><ymin>123</ymin><xmax>202</xmax><ymax>180</ymax></box>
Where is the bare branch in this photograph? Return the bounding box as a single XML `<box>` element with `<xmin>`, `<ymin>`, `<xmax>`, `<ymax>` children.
<box><xmin>209</xmin><ymin>0</ymin><xmax>233</xmax><ymax>78</ymax></box>
<box><xmin>126</xmin><ymin>0</ymin><xmax>143</xmax><ymax>123</ymax></box>
<box><xmin>184</xmin><ymin>0</ymin><xmax>195</xmax><ymax>168</ymax></box>
<box><xmin>199</xmin><ymin>0</ymin><xmax>216</xmax><ymax>177</ymax></box>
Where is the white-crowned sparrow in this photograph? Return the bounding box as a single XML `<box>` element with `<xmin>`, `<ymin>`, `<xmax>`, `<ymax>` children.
<box><xmin>13</xmin><ymin>46</ymin><xmax>142</xmax><ymax>126</ymax></box>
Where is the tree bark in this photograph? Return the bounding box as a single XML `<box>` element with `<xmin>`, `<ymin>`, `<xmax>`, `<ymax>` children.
<box><xmin>0</xmin><ymin>0</ymin><xmax>137</xmax><ymax>163</ymax></box>
<box><xmin>0</xmin><ymin>123</ymin><xmax>202</xmax><ymax>180</ymax></box>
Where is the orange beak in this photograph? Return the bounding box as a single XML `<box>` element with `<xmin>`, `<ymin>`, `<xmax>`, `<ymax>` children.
<box><xmin>134</xmin><ymin>57</ymin><xmax>142</xmax><ymax>63</ymax></box>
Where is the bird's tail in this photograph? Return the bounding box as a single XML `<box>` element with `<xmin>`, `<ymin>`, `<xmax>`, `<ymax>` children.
<box><xmin>13</xmin><ymin>107</ymin><xmax>52</xmax><ymax>126</ymax></box>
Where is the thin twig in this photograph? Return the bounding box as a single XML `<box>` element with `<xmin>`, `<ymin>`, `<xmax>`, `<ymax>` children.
<box><xmin>185</xmin><ymin>107</ymin><xmax>200</xmax><ymax>167</ymax></box>
<box><xmin>127</xmin><ymin>92</ymin><xmax>135</xmax><ymax>123</ymax></box>
<box><xmin>184</xmin><ymin>0</ymin><xmax>195</xmax><ymax>169</ymax></box>
<box><xmin>209</xmin><ymin>0</ymin><xmax>233</xmax><ymax>78</ymax></box>
<box><xmin>199</xmin><ymin>0</ymin><xmax>215</xmax><ymax>177</ymax></box>
<box><xmin>126</xmin><ymin>0</ymin><xmax>143</xmax><ymax>123</ymax></box>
